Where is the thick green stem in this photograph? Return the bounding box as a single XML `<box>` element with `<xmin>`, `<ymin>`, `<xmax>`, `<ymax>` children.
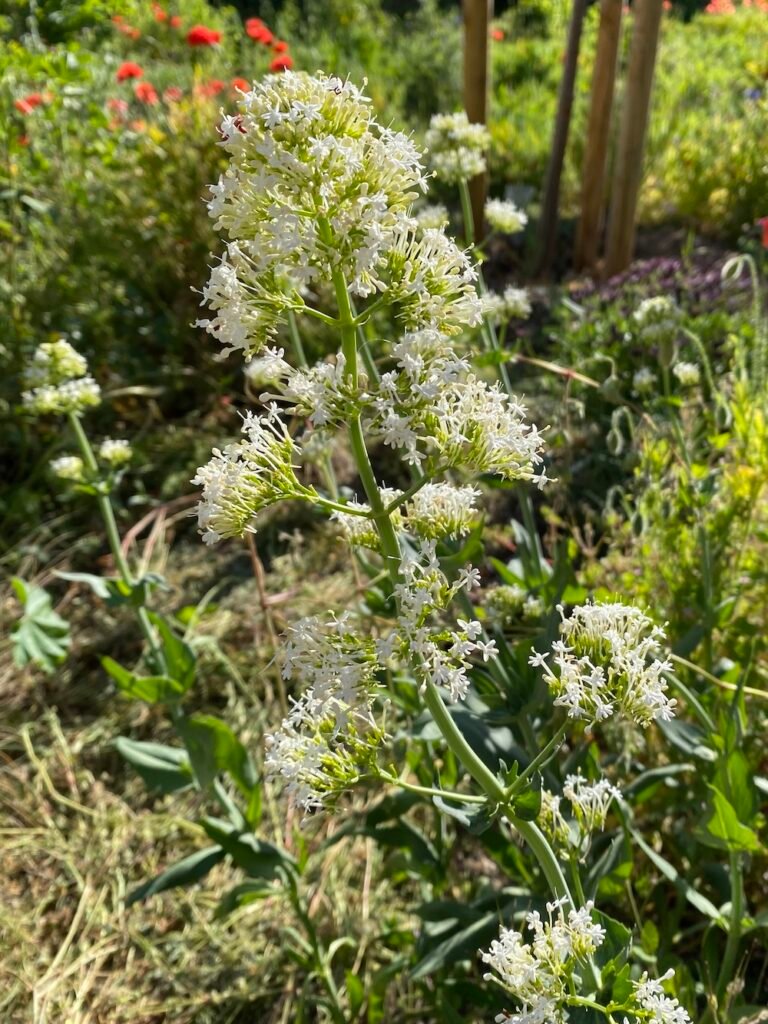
<box><xmin>458</xmin><ymin>178</ymin><xmax>475</xmax><ymax>248</ymax></box>
<box><xmin>715</xmin><ymin>851</ymin><xmax>743</xmax><ymax>1004</ymax></box>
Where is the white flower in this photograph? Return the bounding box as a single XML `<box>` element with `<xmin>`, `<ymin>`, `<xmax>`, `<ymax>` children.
<box><xmin>23</xmin><ymin>377</ymin><xmax>101</xmax><ymax>416</ymax></box>
<box><xmin>426</xmin><ymin>111</ymin><xmax>490</xmax><ymax>184</ymax></box>
<box><xmin>193</xmin><ymin>407</ymin><xmax>315</xmax><ymax>544</ymax></box>
<box><xmin>633</xmin><ymin>296</ymin><xmax>682</xmax><ymax>346</ymax></box>
<box><xmin>672</xmin><ymin>361</ymin><xmax>700</xmax><ymax>387</ymax></box>
<box><xmin>403</xmin><ymin>482</ymin><xmax>480</xmax><ymax>540</ymax></box>
<box><xmin>633</xmin><ymin>970</ymin><xmax>691</xmax><ymax>1024</ymax></box>
<box><xmin>380</xmin><ymin>541</ymin><xmax>494</xmax><ymax>702</ymax></box>
<box><xmin>244</xmin><ymin>346</ymin><xmax>292</xmax><ymax>388</ymax></box>
<box><xmin>421</xmin><ymin>375</ymin><xmax>547</xmax><ymax>484</ymax></box>
<box><xmin>533</xmin><ymin>601</ymin><xmax>675</xmax><ymax>726</ymax></box>
<box><xmin>98</xmin><ymin>438</ymin><xmax>133</xmax><ymax>467</ymax></box>
<box><xmin>633</xmin><ymin>367</ymin><xmax>656</xmax><ymax>394</ymax></box>
<box><xmin>265</xmin><ymin>614</ymin><xmax>384</xmax><ymax>813</ymax></box>
<box><xmin>483</xmin><ymin>287</ymin><xmax>532</xmax><ymax>324</ymax></box>
<box><xmin>414</xmin><ymin>203</ymin><xmax>450</xmax><ymax>231</ymax></box>
<box><xmin>22</xmin><ymin>340</ymin><xmax>100</xmax><ymax>416</ymax></box>
<box><xmin>481</xmin><ymin>901</ymin><xmax>604</xmax><ymax>1024</ymax></box>
<box><xmin>200</xmin><ymin>71</ymin><xmax>429</xmax><ymax>357</ymax></box>
<box><xmin>485</xmin><ymin>198</ymin><xmax>528</xmax><ymax>235</ymax></box>
<box><xmin>332</xmin><ymin>488</ymin><xmax>402</xmax><ymax>551</ymax></box>
<box><xmin>50</xmin><ymin>455</ymin><xmax>84</xmax><ymax>482</ymax></box>
<box><xmin>562</xmin><ymin>772</ymin><xmax>621</xmax><ymax>833</ymax></box>
<box><xmin>24</xmin><ymin>339</ymin><xmax>88</xmax><ymax>388</ymax></box>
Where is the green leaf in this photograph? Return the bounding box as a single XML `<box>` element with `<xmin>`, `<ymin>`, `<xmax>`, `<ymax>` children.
<box><xmin>214</xmin><ymin>880</ymin><xmax>275</xmax><ymax>919</ymax></box>
<box><xmin>147</xmin><ymin>612</ymin><xmax>196</xmax><ymax>690</ymax></box>
<box><xmin>432</xmin><ymin>794</ymin><xmax>493</xmax><ymax>835</ymax></box>
<box><xmin>713</xmin><ymin>750</ymin><xmax>757</xmax><ymax>825</ymax></box>
<box><xmin>115</xmin><ymin>737</ymin><xmax>193</xmax><ymax>794</ymax></box>
<box><xmin>55</xmin><ymin>570</ymin><xmax>169</xmax><ymax>608</ymax></box>
<box><xmin>702</xmin><ymin>786</ymin><xmax>760</xmax><ymax>853</ymax></box>
<box><xmin>126</xmin><ymin>846</ymin><xmax>226</xmax><ymax>906</ymax></box>
<box><xmin>101</xmin><ymin>656</ymin><xmax>188</xmax><ymax>703</ymax></box>
<box><xmin>201</xmin><ymin>817</ymin><xmax>295</xmax><ymax>881</ymax></box>
<box><xmin>641</xmin><ymin>920</ymin><xmax>660</xmax><ymax>955</ymax></box>
<box><xmin>630</xmin><ymin>828</ymin><xmax>725</xmax><ymax>924</ymax></box>
<box><xmin>10</xmin><ymin>577</ymin><xmax>70</xmax><ymax>674</ymax></box>
<box><xmin>345</xmin><ymin>972</ymin><xmax>365</xmax><ymax>1016</ymax></box>
<box><xmin>512</xmin><ymin>783</ymin><xmax>541</xmax><ymax>821</ymax></box>
<box><xmin>593</xmin><ymin>910</ymin><xmax>631</xmax><ymax>970</ymax></box>
<box><xmin>177</xmin><ymin>714</ymin><xmax>256</xmax><ymax>796</ymax></box>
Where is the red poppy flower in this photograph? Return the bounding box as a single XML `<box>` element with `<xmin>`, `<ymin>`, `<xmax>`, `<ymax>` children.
<box><xmin>201</xmin><ymin>79</ymin><xmax>226</xmax><ymax>97</ymax></box>
<box><xmin>245</xmin><ymin>18</ymin><xmax>274</xmax><ymax>44</ymax></box>
<box><xmin>152</xmin><ymin>3</ymin><xmax>167</xmax><ymax>21</ymax></box>
<box><xmin>14</xmin><ymin>93</ymin><xmax>44</xmax><ymax>115</ymax></box>
<box><xmin>231</xmin><ymin>77</ymin><xmax>250</xmax><ymax>93</ymax></box>
<box><xmin>491</xmin><ymin>28</ymin><xmax>504</xmax><ymax>40</ymax></box>
<box><xmin>116</xmin><ymin>21</ymin><xmax>141</xmax><ymax>38</ymax></box>
<box><xmin>273</xmin><ymin>40</ymin><xmax>289</xmax><ymax>53</ymax></box>
<box><xmin>187</xmin><ymin>24</ymin><xmax>222</xmax><ymax>46</ymax></box>
<box><xmin>170</xmin><ymin>15</ymin><xmax>182</xmax><ymax>28</ymax></box>
<box><xmin>134</xmin><ymin>81</ymin><xmax>159</xmax><ymax>105</ymax></box>
<box><xmin>18</xmin><ymin>135</ymin><xmax>30</xmax><ymax>147</ymax></box>
<box><xmin>759</xmin><ymin>217</ymin><xmax>768</xmax><ymax>249</ymax></box>
<box><xmin>163</xmin><ymin>86</ymin><xmax>184</xmax><ymax>103</ymax></box>
<box><xmin>116</xmin><ymin>61</ymin><xmax>143</xmax><ymax>82</ymax></box>
<box><xmin>270</xmin><ymin>54</ymin><xmax>293</xmax><ymax>72</ymax></box>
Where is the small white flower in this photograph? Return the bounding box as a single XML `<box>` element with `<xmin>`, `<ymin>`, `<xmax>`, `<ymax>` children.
<box><xmin>98</xmin><ymin>438</ymin><xmax>133</xmax><ymax>467</ymax></box>
<box><xmin>485</xmin><ymin>198</ymin><xmax>528</xmax><ymax>235</ymax></box>
<box><xmin>562</xmin><ymin>772</ymin><xmax>621</xmax><ymax>833</ymax></box>
<box><xmin>414</xmin><ymin>203</ymin><xmax>450</xmax><ymax>231</ymax></box>
<box><xmin>672</xmin><ymin>361</ymin><xmax>700</xmax><ymax>387</ymax></box>
<box><xmin>426</xmin><ymin>111</ymin><xmax>490</xmax><ymax>184</ymax></box>
<box><xmin>633</xmin><ymin>367</ymin><xmax>656</xmax><ymax>394</ymax></box>
<box><xmin>532</xmin><ymin>601</ymin><xmax>675</xmax><ymax>727</ymax></box>
<box><xmin>50</xmin><ymin>455</ymin><xmax>84</xmax><ymax>482</ymax></box>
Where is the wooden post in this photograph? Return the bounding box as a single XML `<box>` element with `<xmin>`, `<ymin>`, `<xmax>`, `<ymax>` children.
<box><xmin>536</xmin><ymin>0</ymin><xmax>589</xmax><ymax>278</ymax></box>
<box><xmin>574</xmin><ymin>0</ymin><xmax>623</xmax><ymax>271</ymax></box>
<box><xmin>604</xmin><ymin>0</ymin><xmax>663</xmax><ymax>277</ymax></box>
<box><xmin>463</xmin><ymin>0</ymin><xmax>492</xmax><ymax>241</ymax></box>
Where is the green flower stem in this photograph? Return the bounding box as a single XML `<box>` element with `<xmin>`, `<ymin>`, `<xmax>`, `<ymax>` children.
<box><xmin>386</xmin><ymin>773</ymin><xmax>487</xmax><ymax>804</ymax></box>
<box><xmin>287</xmin><ymin>308</ymin><xmax>309</xmax><ymax>368</ymax></box>
<box><xmin>67</xmin><ymin>412</ymin><xmax>163</xmax><ymax>671</ymax></box>
<box><xmin>458</xmin><ymin>178</ymin><xmax>475</xmax><ymax>248</ymax></box>
<box><xmin>715</xmin><ymin>850</ymin><xmax>744</xmax><ymax>1005</ymax></box>
<box><xmin>314</xmin><ymin>496</ymin><xmax>372</xmax><ymax>518</ymax></box>
<box><xmin>507</xmin><ymin>722</ymin><xmax>568</xmax><ymax>798</ymax></box>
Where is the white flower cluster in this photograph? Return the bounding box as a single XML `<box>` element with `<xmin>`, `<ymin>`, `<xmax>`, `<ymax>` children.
<box><xmin>562</xmin><ymin>772</ymin><xmax>621</xmax><ymax>833</ymax></box>
<box><xmin>672</xmin><ymin>361</ymin><xmax>700</xmax><ymax>387</ymax></box>
<box><xmin>414</xmin><ymin>203</ymin><xmax>450</xmax><ymax>231</ymax></box>
<box><xmin>50</xmin><ymin>455</ymin><xmax>85</xmax><ymax>482</ymax></box>
<box><xmin>200</xmin><ymin>72</ymin><xmax>487</xmax><ymax>357</ymax></box>
<box><xmin>481</xmin><ymin>898</ymin><xmax>605</xmax><ymax>1024</ymax></box>
<box><xmin>485</xmin><ymin>198</ymin><xmax>528</xmax><ymax>235</ymax></box>
<box><xmin>22</xmin><ymin>339</ymin><xmax>100</xmax><ymax>416</ymax></box>
<box><xmin>530</xmin><ymin>602</ymin><xmax>675</xmax><ymax>726</ymax></box>
<box><xmin>244</xmin><ymin>345</ymin><xmax>292</xmax><ymax>388</ymax></box>
<box><xmin>192</xmin><ymin>406</ymin><xmax>315</xmax><ymax>545</ymax></box>
<box><xmin>426</xmin><ymin>111</ymin><xmax>490</xmax><ymax>184</ymax></box>
<box><xmin>275</xmin><ymin>327</ymin><xmax>545</xmax><ymax>482</ymax></box>
<box><xmin>333</xmin><ymin>483</ymin><xmax>479</xmax><ymax>550</ymax></box>
<box><xmin>632</xmin><ymin>367</ymin><xmax>656</xmax><ymax>395</ymax></box>
<box><xmin>632</xmin><ymin>970</ymin><xmax>692</xmax><ymax>1024</ymax></box>
<box><xmin>379</xmin><ymin>541</ymin><xmax>496</xmax><ymax>702</ymax></box>
<box><xmin>264</xmin><ymin>614</ymin><xmax>383</xmax><ymax>812</ymax></box>
<box><xmin>486</xmin><ymin>586</ymin><xmax>543</xmax><ymax>626</ymax></box>
<box><xmin>633</xmin><ymin>296</ymin><xmax>682</xmax><ymax>346</ymax></box>
<box><xmin>482</xmin><ymin>286</ymin><xmax>532</xmax><ymax>324</ymax></box>
<box><xmin>98</xmin><ymin>438</ymin><xmax>133</xmax><ymax>467</ymax></box>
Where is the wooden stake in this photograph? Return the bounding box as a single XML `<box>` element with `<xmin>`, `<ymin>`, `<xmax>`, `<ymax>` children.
<box><xmin>536</xmin><ymin>0</ymin><xmax>589</xmax><ymax>278</ymax></box>
<box><xmin>604</xmin><ymin>0</ymin><xmax>664</xmax><ymax>277</ymax></box>
<box><xmin>574</xmin><ymin>0</ymin><xmax>623</xmax><ymax>271</ymax></box>
<box><xmin>463</xmin><ymin>0</ymin><xmax>492</xmax><ymax>241</ymax></box>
